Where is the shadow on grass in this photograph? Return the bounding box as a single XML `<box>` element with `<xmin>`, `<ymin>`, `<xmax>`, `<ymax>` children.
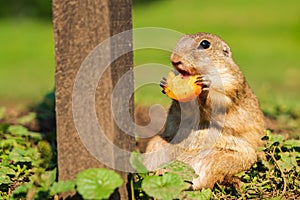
<box><xmin>29</xmin><ymin>90</ymin><xmax>57</xmax><ymax>169</ymax></box>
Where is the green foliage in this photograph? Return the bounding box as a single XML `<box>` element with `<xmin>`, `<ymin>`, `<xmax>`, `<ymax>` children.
<box><xmin>0</xmin><ymin>0</ymin><xmax>52</xmax><ymax>19</ymax></box>
<box><xmin>0</xmin><ymin>104</ymin><xmax>125</xmax><ymax>200</ymax></box>
<box><xmin>130</xmin><ymin>151</ymin><xmax>149</xmax><ymax>175</ymax></box>
<box><xmin>49</xmin><ymin>180</ymin><xmax>76</xmax><ymax>196</ymax></box>
<box><xmin>179</xmin><ymin>189</ymin><xmax>212</xmax><ymax>200</ymax></box>
<box><xmin>17</xmin><ymin>112</ymin><xmax>37</xmax><ymax>125</ymax></box>
<box><xmin>131</xmin><ymin>158</ymin><xmax>207</xmax><ymax>200</ymax></box>
<box><xmin>160</xmin><ymin>160</ymin><xmax>198</xmax><ymax>182</ymax></box>
<box><xmin>9</xmin><ymin>166</ymin><xmax>124</xmax><ymax>200</ymax></box>
<box><xmin>0</xmin><ymin>108</ymin><xmax>58</xmax><ymax>199</ymax></box>
<box><xmin>212</xmin><ymin>131</ymin><xmax>300</xmax><ymax>199</ymax></box>
<box><xmin>1</xmin><ymin>97</ymin><xmax>300</xmax><ymax>199</ymax></box>
<box><xmin>130</xmin><ymin>131</ymin><xmax>300</xmax><ymax>200</ymax></box>
<box><xmin>11</xmin><ymin>168</ymin><xmax>61</xmax><ymax>199</ymax></box>
<box><xmin>142</xmin><ymin>173</ymin><xmax>189</xmax><ymax>200</ymax></box>
<box><xmin>34</xmin><ymin>91</ymin><xmax>56</xmax><ymax>132</ymax></box>
<box><xmin>76</xmin><ymin>168</ymin><xmax>123</xmax><ymax>200</ymax></box>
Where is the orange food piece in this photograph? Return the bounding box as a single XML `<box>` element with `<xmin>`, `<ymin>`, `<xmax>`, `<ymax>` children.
<box><xmin>162</xmin><ymin>71</ymin><xmax>202</xmax><ymax>102</ymax></box>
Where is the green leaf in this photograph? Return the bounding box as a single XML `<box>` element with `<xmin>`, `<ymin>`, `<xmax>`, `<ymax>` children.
<box><xmin>0</xmin><ymin>156</ymin><xmax>10</xmax><ymax>168</ymax></box>
<box><xmin>269</xmin><ymin>134</ymin><xmax>284</xmax><ymax>146</ymax></box>
<box><xmin>179</xmin><ymin>188</ymin><xmax>212</xmax><ymax>200</ymax></box>
<box><xmin>9</xmin><ymin>148</ymin><xmax>32</xmax><ymax>163</ymax></box>
<box><xmin>142</xmin><ymin>173</ymin><xmax>188</xmax><ymax>200</ymax></box>
<box><xmin>40</xmin><ymin>168</ymin><xmax>57</xmax><ymax>189</ymax></box>
<box><xmin>0</xmin><ymin>138</ymin><xmax>18</xmax><ymax>148</ymax></box>
<box><xmin>130</xmin><ymin>151</ymin><xmax>148</xmax><ymax>175</ymax></box>
<box><xmin>8</xmin><ymin>125</ymin><xmax>28</xmax><ymax>136</ymax></box>
<box><xmin>0</xmin><ymin>123</ymin><xmax>9</xmax><ymax>133</ymax></box>
<box><xmin>49</xmin><ymin>180</ymin><xmax>76</xmax><ymax>196</ymax></box>
<box><xmin>27</xmin><ymin>131</ymin><xmax>43</xmax><ymax>141</ymax></box>
<box><xmin>12</xmin><ymin>183</ymin><xmax>33</xmax><ymax>197</ymax></box>
<box><xmin>0</xmin><ymin>173</ymin><xmax>11</xmax><ymax>185</ymax></box>
<box><xmin>17</xmin><ymin>112</ymin><xmax>36</xmax><ymax>125</ymax></box>
<box><xmin>0</xmin><ymin>166</ymin><xmax>15</xmax><ymax>176</ymax></box>
<box><xmin>76</xmin><ymin>168</ymin><xmax>123</xmax><ymax>200</ymax></box>
<box><xmin>284</xmin><ymin>139</ymin><xmax>300</xmax><ymax>148</ymax></box>
<box><xmin>160</xmin><ymin>160</ymin><xmax>198</xmax><ymax>182</ymax></box>
<box><xmin>277</xmin><ymin>152</ymin><xmax>297</xmax><ymax>172</ymax></box>
<box><xmin>199</xmin><ymin>188</ymin><xmax>212</xmax><ymax>200</ymax></box>
<box><xmin>267</xmin><ymin>197</ymin><xmax>282</xmax><ymax>200</ymax></box>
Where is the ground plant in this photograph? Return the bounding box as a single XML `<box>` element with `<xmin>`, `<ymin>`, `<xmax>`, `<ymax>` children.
<box><xmin>0</xmin><ymin>99</ymin><xmax>299</xmax><ymax>199</ymax></box>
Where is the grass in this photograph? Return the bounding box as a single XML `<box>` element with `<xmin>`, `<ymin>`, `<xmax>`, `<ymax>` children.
<box><xmin>132</xmin><ymin>0</ymin><xmax>300</xmax><ymax>107</ymax></box>
<box><xmin>0</xmin><ymin>18</ymin><xmax>54</xmax><ymax>107</ymax></box>
<box><xmin>0</xmin><ymin>0</ymin><xmax>299</xmax><ymax>110</ymax></box>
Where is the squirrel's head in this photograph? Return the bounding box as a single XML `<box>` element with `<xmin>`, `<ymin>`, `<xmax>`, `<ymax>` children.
<box><xmin>170</xmin><ymin>33</ymin><xmax>233</xmax><ymax>76</ymax></box>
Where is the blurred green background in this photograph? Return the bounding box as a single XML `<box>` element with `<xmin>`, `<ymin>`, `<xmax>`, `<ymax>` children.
<box><xmin>0</xmin><ymin>0</ymin><xmax>299</xmax><ymax>111</ymax></box>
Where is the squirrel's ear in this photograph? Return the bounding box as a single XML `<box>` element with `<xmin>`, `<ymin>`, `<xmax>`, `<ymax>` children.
<box><xmin>223</xmin><ymin>45</ymin><xmax>231</xmax><ymax>57</ymax></box>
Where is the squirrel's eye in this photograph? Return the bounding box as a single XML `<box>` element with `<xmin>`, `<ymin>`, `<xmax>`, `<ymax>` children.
<box><xmin>198</xmin><ymin>40</ymin><xmax>211</xmax><ymax>49</ymax></box>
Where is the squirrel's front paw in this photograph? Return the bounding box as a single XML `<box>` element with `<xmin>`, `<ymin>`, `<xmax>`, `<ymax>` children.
<box><xmin>195</xmin><ymin>75</ymin><xmax>211</xmax><ymax>91</ymax></box>
<box><xmin>160</xmin><ymin>71</ymin><xmax>202</xmax><ymax>102</ymax></box>
<box><xmin>160</xmin><ymin>77</ymin><xmax>176</xmax><ymax>99</ymax></box>
<box><xmin>160</xmin><ymin>77</ymin><xmax>168</xmax><ymax>94</ymax></box>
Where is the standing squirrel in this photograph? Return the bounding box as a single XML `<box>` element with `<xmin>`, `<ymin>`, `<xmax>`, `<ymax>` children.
<box><xmin>143</xmin><ymin>33</ymin><xmax>265</xmax><ymax>189</ymax></box>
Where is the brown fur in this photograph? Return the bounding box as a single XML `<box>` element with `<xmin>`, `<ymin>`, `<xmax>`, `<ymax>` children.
<box><xmin>143</xmin><ymin>33</ymin><xmax>265</xmax><ymax>189</ymax></box>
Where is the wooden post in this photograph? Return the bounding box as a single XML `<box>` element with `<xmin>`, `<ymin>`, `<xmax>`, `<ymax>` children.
<box><xmin>52</xmin><ymin>0</ymin><xmax>134</xmax><ymax>199</ymax></box>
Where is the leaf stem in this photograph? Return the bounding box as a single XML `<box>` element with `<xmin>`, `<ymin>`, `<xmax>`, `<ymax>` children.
<box><xmin>269</xmin><ymin>147</ymin><xmax>287</xmax><ymax>198</ymax></box>
<box><xmin>130</xmin><ymin>174</ymin><xmax>135</xmax><ymax>200</ymax></box>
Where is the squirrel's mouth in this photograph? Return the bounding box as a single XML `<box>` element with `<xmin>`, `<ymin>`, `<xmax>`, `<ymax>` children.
<box><xmin>171</xmin><ymin>61</ymin><xmax>197</xmax><ymax>77</ymax></box>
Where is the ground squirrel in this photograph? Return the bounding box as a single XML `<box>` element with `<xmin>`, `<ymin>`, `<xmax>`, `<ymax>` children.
<box><xmin>143</xmin><ymin>33</ymin><xmax>265</xmax><ymax>189</ymax></box>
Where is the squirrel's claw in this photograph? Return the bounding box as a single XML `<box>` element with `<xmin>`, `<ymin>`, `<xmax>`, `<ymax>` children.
<box><xmin>160</xmin><ymin>77</ymin><xmax>167</xmax><ymax>88</ymax></box>
<box><xmin>160</xmin><ymin>77</ymin><xmax>169</xmax><ymax>95</ymax></box>
<box><xmin>195</xmin><ymin>75</ymin><xmax>211</xmax><ymax>91</ymax></box>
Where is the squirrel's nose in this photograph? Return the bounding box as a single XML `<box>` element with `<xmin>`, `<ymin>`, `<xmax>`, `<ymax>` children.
<box><xmin>171</xmin><ymin>61</ymin><xmax>182</xmax><ymax>68</ymax></box>
<box><xmin>170</xmin><ymin>52</ymin><xmax>182</xmax><ymax>66</ymax></box>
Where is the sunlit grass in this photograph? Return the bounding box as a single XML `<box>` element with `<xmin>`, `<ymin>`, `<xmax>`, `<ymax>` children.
<box><xmin>133</xmin><ymin>0</ymin><xmax>300</xmax><ymax>107</ymax></box>
<box><xmin>0</xmin><ymin>18</ymin><xmax>54</xmax><ymax>106</ymax></box>
<box><xmin>0</xmin><ymin>0</ymin><xmax>299</xmax><ymax>109</ymax></box>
